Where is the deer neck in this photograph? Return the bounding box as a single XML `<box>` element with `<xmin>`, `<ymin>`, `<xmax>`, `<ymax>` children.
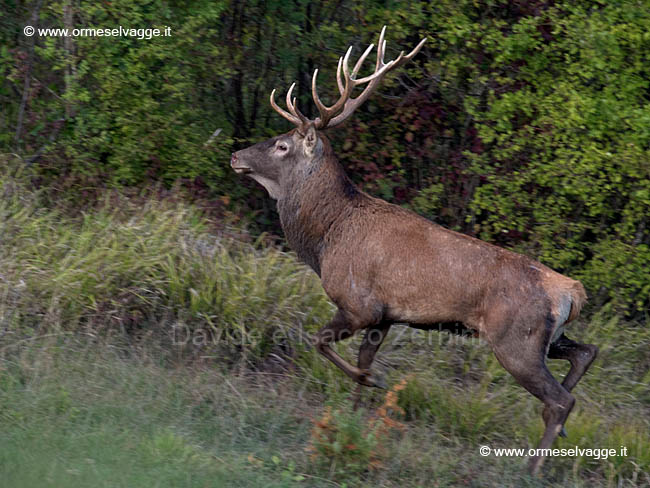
<box><xmin>277</xmin><ymin>154</ymin><xmax>360</xmax><ymax>275</ymax></box>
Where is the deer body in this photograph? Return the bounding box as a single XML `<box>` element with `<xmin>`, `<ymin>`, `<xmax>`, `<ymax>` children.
<box><xmin>231</xmin><ymin>27</ymin><xmax>597</xmax><ymax>476</ymax></box>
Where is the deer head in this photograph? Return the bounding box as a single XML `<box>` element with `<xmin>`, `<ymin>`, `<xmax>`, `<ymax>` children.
<box><xmin>230</xmin><ymin>26</ymin><xmax>427</xmax><ymax>201</ymax></box>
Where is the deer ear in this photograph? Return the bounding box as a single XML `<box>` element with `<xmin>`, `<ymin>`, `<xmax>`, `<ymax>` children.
<box><xmin>302</xmin><ymin>123</ymin><xmax>322</xmax><ymax>157</ymax></box>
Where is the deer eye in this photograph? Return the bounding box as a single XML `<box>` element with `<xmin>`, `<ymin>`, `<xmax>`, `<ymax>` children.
<box><xmin>276</xmin><ymin>142</ymin><xmax>288</xmax><ymax>152</ymax></box>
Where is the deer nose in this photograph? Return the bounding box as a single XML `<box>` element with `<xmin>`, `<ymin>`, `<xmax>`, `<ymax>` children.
<box><xmin>230</xmin><ymin>153</ymin><xmax>238</xmax><ymax>167</ymax></box>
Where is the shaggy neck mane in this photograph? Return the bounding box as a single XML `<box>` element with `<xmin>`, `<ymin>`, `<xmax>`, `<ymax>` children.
<box><xmin>277</xmin><ymin>135</ymin><xmax>361</xmax><ymax>275</ymax></box>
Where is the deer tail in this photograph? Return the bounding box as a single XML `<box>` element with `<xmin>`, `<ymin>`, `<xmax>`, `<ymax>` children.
<box><xmin>567</xmin><ymin>281</ymin><xmax>587</xmax><ymax>323</ymax></box>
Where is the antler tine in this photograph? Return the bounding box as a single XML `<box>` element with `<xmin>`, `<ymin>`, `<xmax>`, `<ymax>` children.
<box><xmin>393</xmin><ymin>36</ymin><xmax>427</xmax><ymax>69</ymax></box>
<box><xmin>336</xmin><ymin>57</ymin><xmax>345</xmax><ymax>95</ymax></box>
<box><xmin>334</xmin><ymin>47</ymin><xmax>355</xmax><ymax>99</ymax></box>
<box><xmin>351</xmin><ymin>43</ymin><xmax>374</xmax><ymax>79</ymax></box>
<box><xmin>312</xmin><ymin>69</ymin><xmax>342</xmax><ymax>129</ymax></box>
<box><xmin>286</xmin><ymin>83</ymin><xmax>309</xmax><ymax>125</ymax></box>
<box><xmin>410</xmin><ymin>37</ymin><xmax>428</xmax><ymax>58</ymax></box>
<box><xmin>291</xmin><ymin>97</ymin><xmax>309</xmax><ymax>125</ymax></box>
<box><xmin>352</xmin><ymin>59</ymin><xmax>395</xmax><ymax>85</ymax></box>
<box><xmin>311</xmin><ymin>69</ymin><xmax>329</xmax><ymax>127</ymax></box>
<box><xmin>376</xmin><ymin>26</ymin><xmax>387</xmax><ymax>71</ymax></box>
<box><xmin>312</xmin><ymin>47</ymin><xmax>355</xmax><ymax>128</ymax></box>
<box><xmin>285</xmin><ymin>83</ymin><xmax>296</xmax><ymax>113</ymax></box>
<box><xmin>341</xmin><ymin>47</ymin><xmax>353</xmax><ymax>88</ymax></box>
<box><xmin>270</xmin><ymin>88</ymin><xmax>302</xmax><ymax>127</ymax></box>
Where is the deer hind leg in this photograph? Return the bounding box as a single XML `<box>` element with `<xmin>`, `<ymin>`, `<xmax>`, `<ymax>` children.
<box><xmin>548</xmin><ymin>333</ymin><xmax>598</xmax><ymax>393</ymax></box>
<box><xmin>313</xmin><ymin>309</ymin><xmax>386</xmax><ymax>388</ymax></box>
<box><xmin>491</xmin><ymin>337</ymin><xmax>575</xmax><ymax>476</ymax></box>
<box><xmin>546</xmin><ymin>333</ymin><xmax>598</xmax><ymax>438</ymax></box>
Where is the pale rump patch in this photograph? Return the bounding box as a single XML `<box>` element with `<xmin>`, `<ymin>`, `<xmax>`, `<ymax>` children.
<box><xmin>539</xmin><ymin>268</ymin><xmax>587</xmax><ymax>339</ymax></box>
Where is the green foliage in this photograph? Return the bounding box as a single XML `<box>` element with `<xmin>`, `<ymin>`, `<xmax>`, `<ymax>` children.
<box><xmin>1</xmin><ymin>0</ymin><xmax>357</xmax><ymax>188</ymax></box>
<box><xmin>0</xmin><ymin>159</ymin><xmax>332</xmax><ymax>364</ymax></box>
<box><xmin>459</xmin><ymin>2</ymin><xmax>650</xmax><ymax>317</ymax></box>
<box><xmin>39</xmin><ymin>0</ymin><xmax>233</xmax><ymax>186</ymax></box>
<box><xmin>3</xmin><ymin>1</ymin><xmax>648</xmax><ymax>314</ymax></box>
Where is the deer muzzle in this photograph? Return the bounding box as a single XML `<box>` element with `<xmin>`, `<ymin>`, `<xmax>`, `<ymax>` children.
<box><xmin>230</xmin><ymin>152</ymin><xmax>252</xmax><ymax>174</ymax></box>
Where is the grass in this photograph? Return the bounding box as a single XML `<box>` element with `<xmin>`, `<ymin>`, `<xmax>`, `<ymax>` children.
<box><xmin>1</xmin><ymin>334</ymin><xmax>648</xmax><ymax>487</ymax></box>
<box><xmin>1</xmin><ymin>158</ymin><xmax>649</xmax><ymax>486</ymax></box>
<box><xmin>0</xmin><ymin>338</ymin><xmax>319</xmax><ymax>487</ymax></box>
<box><xmin>1</xmin><ymin>159</ymin><xmax>332</xmax><ymax>364</ymax></box>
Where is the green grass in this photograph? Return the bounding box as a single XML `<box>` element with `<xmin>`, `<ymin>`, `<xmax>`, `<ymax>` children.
<box><xmin>1</xmin><ymin>159</ymin><xmax>649</xmax><ymax>486</ymax></box>
<box><xmin>1</xmin><ymin>334</ymin><xmax>648</xmax><ymax>487</ymax></box>
<box><xmin>0</xmin><ymin>339</ymin><xmax>321</xmax><ymax>487</ymax></box>
<box><xmin>1</xmin><ymin>159</ymin><xmax>333</xmax><ymax>364</ymax></box>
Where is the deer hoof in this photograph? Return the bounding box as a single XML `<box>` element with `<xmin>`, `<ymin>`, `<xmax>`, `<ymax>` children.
<box><xmin>358</xmin><ymin>371</ymin><xmax>387</xmax><ymax>389</ymax></box>
<box><xmin>559</xmin><ymin>426</ymin><xmax>568</xmax><ymax>438</ymax></box>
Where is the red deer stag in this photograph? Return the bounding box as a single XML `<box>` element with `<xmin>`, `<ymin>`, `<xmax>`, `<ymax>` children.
<box><xmin>230</xmin><ymin>27</ymin><xmax>598</xmax><ymax>475</ymax></box>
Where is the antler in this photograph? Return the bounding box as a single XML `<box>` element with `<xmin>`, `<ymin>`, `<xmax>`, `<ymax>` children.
<box><xmin>269</xmin><ymin>26</ymin><xmax>426</xmax><ymax>131</ymax></box>
<box><xmin>270</xmin><ymin>82</ymin><xmax>309</xmax><ymax>127</ymax></box>
<box><xmin>312</xmin><ymin>26</ymin><xmax>426</xmax><ymax>129</ymax></box>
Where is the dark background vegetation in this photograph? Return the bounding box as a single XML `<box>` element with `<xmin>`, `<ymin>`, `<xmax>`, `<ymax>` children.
<box><xmin>1</xmin><ymin>1</ymin><xmax>649</xmax><ymax>486</ymax></box>
<box><xmin>3</xmin><ymin>0</ymin><xmax>649</xmax><ymax>317</ymax></box>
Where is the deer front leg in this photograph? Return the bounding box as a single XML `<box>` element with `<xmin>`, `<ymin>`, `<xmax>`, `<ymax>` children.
<box><xmin>313</xmin><ymin>309</ymin><xmax>386</xmax><ymax>388</ymax></box>
<box><xmin>353</xmin><ymin>323</ymin><xmax>392</xmax><ymax>409</ymax></box>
